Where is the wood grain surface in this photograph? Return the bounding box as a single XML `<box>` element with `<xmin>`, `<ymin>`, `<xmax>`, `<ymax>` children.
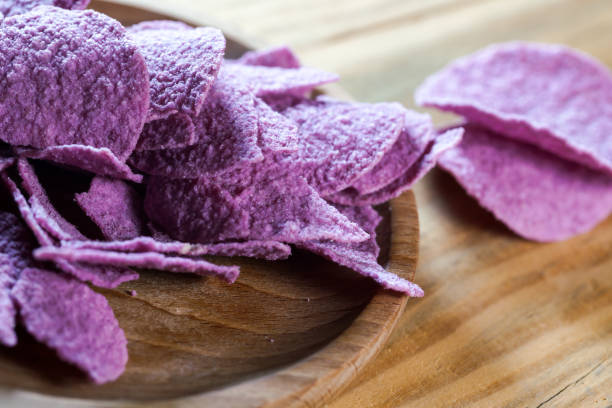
<box><xmin>100</xmin><ymin>0</ymin><xmax>612</xmax><ymax>407</ymax></box>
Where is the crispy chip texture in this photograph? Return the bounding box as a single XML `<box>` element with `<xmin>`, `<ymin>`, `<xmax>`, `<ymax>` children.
<box><xmin>129</xmin><ymin>25</ymin><xmax>225</xmax><ymax>120</ymax></box>
<box><xmin>438</xmin><ymin>125</ymin><xmax>612</xmax><ymax>241</ymax></box>
<box><xmin>11</xmin><ymin>268</ymin><xmax>128</xmax><ymax>384</ymax></box>
<box><xmin>254</xmin><ymin>98</ymin><xmax>299</xmax><ymax>152</ymax></box>
<box><xmin>0</xmin><ymin>7</ymin><xmax>149</xmax><ymax>160</ymax></box>
<box><xmin>0</xmin><ymin>0</ymin><xmax>90</xmax><ymax>17</ymax></box>
<box><xmin>416</xmin><ymin>42</ymin><xmax>612</xmax><ymax>174</ymax></box>
<box><xmin>135</xmin><ymin>113</ymin><xmax>196</xmax><ymax>151</ymax></box>
<box><xmin>237</xmin><ymin>45</ymin><xmax>301</xmax><ymax>69</ymax></box>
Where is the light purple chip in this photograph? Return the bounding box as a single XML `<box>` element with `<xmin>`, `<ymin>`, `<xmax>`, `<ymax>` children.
<box><xmin>254</xmin><ymin>98</ymin><xmax>299</xmax><ymax>152</ymax></box>
<box><xmin>62</xmin><ymin>237</ymin><xmax>292</xmax><ymax>261</ymax></box>
<box><xmin>222</xmin><ymin>63</ymin><xmax>338</xmax><ymax>97</ymax></box>
<box><xmin>130</xmin><ymin>74</ymin><xmax>263</xmax><ymax>178</ymax></box>
<box><xmin>18</xmin><ymin>145</ymin><xmax>144</xmax><ymax>183</ymax></box>
<box><xmin>237</xmin><ymin>45</ymin><xmax>301</xmax><ymax>69</ymax></box>
<box><xmin>128</xmin><ymin>20</ymin><xmax>192</xmax><ymax>33</ymax></box>
<box><xmin>415</xmin><ymin>42</ymin><xmax>612</xmax><ymax>175</ymax></box>
<box><xmin>0</xmin><ymin>0</ymin><xmax>90</xmax><ymax>17</ymax></box>
<box><xmin>298</xmin><ymin>205</ymin><xmax>423</xmax><ymax>297</ymax></box>
<box><xmin>76</xmin><ymin>177</ymin><xmax>145</xmax><ymax>241</ymax></box>
<box><xmin>350</xmin><ymin>111</ymin><xmax>434</xmax><ymax>194</ymax></box>
<box><xmin>33</xmin><ymin>247</ymin><xmax>240</xmax><ymax>283</ymax></box>
<box><xmin>0</xmin><ymin>7</ymin><xmax>149</xmax><ymax>160</ymax></box>
<box><xmin>327</xmin><ymin>128</ymin><xmax>464</xmax><ymax>206</ymax></box>
<box><xmin>129</xmin><ymin>24</ymin><xmax>225</xmax><ymax>120</ymax></box>
<box><xmin>438</xmin><ymin>124</ymin><xmax>612</xmax><ymax>242</ymax></box>
<box><xmin>135</xmin><ymin>113</ymin><xmax>196</xmax><ymax>152</ymax></box>
<box><xmin>11</xmin><ymin>267</ymin><xmax>128</xmax><ymax>384</ymax></box>
<box><xmin>281</xmin><ymin>97</ymin><xmax>405</xmax><ymax>195</ymax></box>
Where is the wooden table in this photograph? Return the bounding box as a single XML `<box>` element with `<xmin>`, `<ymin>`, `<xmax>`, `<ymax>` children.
<box><xmin>110</xmin><ymin>1</ymin><xmax>612</xmax><ymax>406</ymax></box>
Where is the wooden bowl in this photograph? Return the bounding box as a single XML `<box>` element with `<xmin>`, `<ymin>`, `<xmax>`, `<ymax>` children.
<box><xmin>0</xmin><ymin>2</ymin><xmax>420</xmax><ymax>407</ymax></box>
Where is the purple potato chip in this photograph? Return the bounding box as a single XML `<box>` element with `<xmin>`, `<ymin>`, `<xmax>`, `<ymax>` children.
<box><xmin>350</xmin><ymin>111</ymin><xmax>435</xmax><ymax>194</ymax></box>
<box><xmin>438</xmin><ymin>124</ymin><xmax>612</xmax><ymax>242</ymax></box>
<box><xmin>281</xmin><ymin>97</ymin><xmax>405</xmax><ymax>195</ymax></box>
<box><xmin>335</xmin><ymin>204</ymin><xmax>382</xmax><ymax>257</ymax></box>
<box><xmin>0</xmin><ymin>157</ymin><xmax>14</xmax><ymax>172</ymax></box>
<box><xmin>0</xmin><ymin>0</ymin><xmax>90</xmax><ymax>17</ymax></box>
<box><xmin>327</xmin><ymin>128</ymin><xmax>464</xmax><ymax>206</ymax></box>
<box><xmin>130</xmin><ymin>74</ymin><xmax>263</xmax><ymax>178</ymax></box>
<box><xmin>0</xmin><ymin>7</ymin><xmax>149</xmax><ymax>160</ymax></box>
<box><xmin>135</xmin><ymin>113</ymin><xmax>196</xmax><ymax>151</ymax></box>
<box><xmin>33</xmin><ymin>247</ymin><xmax>240</xmax><ymax>283</ymax></box>
<box><xmin>146</xmin><ymin>160</ymin><xmax>369</xmax><ymax>244</ymax></box>
<box><xmin>76</xmin><ymin>177</ymin><xmax>145</xmax><ymax>241</ymax></box>
<box><xmin>62</xmin><ymin>237</ymin><xmax>292</xmax><ymax>261</ymax></box>
<box><xmin>254</xmin><ymin>98</ymin><xmax>299</xmax><ymax>152</ymax></box>
<box><xmin>0</xmin><ymin>255</ymin><xmax>16</xmax><ymax>346</ymax></box>
<box><xmin>415</xmin><ymin>42</ymin><xmax>612</xmax><ymax>174</ymax></box>
<box><xmin>11</xmin><ymin>267</ymin><xmax>128</xmax><ymax>384</ymax></box>
<box><xmin>237</xmin><ymin>45</ymin><xmax>301</xmax><ymax>69</ymax></box>
<box><xmin>260</xmin><ymin>94</ymin><xmax>304</xmax><ymax>112</ymax></box>
<box><xmin>18</xmin><ymin>145</ymin><xmax>143</xmax><ymax>183</ymax></box>
<box><xmin>222</xmin><ymin>63</ymin><xmax>338</xmax><ymax>97</ymax></box>
<box><xmin>128</xmin><ymin>20</ymin><xmax>192</xmax><ymax>33</ymax></box>
<box><xmin>129</xmin><ymin>25</ymin><xmax>225</xmax><ymax>120</ymax></box>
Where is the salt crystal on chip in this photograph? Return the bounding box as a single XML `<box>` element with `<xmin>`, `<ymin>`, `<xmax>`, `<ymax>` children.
<box><xmin>11</xmin><ymin>267</ymin><xmax>128</xmax><ymax>384</ymax></box>
<box><xmin>0</xmin><ymin>0</ymin><xmax>90</xmax><ymax>17</ymax></box>
<box><xmin>438</xmin><ymin>124</ymin><xmax>612</xmax><ymax>242</ymax></box>
<box><xmin>237</xmin><ymin>45</ymin><xmax>301</xmax><ymax>69</ymax></box>
<box><xmin>76</xmin><ymin>177</ymin><xmax>145</xmax><ymax>241</ymax></box>
<box><xmin>416</xmin><ymin>42</ymin><xmax>612</xmax><ymax>174</ymax></box>
<box><xmin>0</xmin><ymin>7</ymin><xmax>149</xmax><ymax>160</ymax></box>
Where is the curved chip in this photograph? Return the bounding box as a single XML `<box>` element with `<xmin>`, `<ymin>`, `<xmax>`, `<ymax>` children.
<box><xmin>438</xmin><ymin>124</ymin><xmax>612</xmax><ymax>242</ymax></box>
<box><xmin>18</xmin><ymin>145</ymin><xmax>143</xmax><ymax>183</ymax></box>
<box><xmin>237</xmin><ymin>45</ymin><xmax>301</xmax><ymax>69</ymax></box>
<box><xmin>130</xmin><ymin>74</ymin><xmax>263</xmax><ymax>178</ymax></box>
<box><xmin>11</xmin><ymin>267</ymin><xmax>128</xmax><ymax>384</ymax></box>
<box><xmin>327</xmin><ymin>128</ymin><xmax>464</xmax><ymax>206</ymax></box>
<box><xmin>76</xmin><ymin>177</ymin><xmax>145</xmax><ymax>241</ymax></box>
<box><xmin>0</xmin><ymin>7</ymin><xmax>149</xmax><ymax>160</ymax></box>
<box><xmin>128</xmin><ymin>24</ymin><xmax>225</xmax><ymax>120</ymax></box>
<box><xmin>350</xmin><ymin>111</ymin><xmax>434</xmax><ymax>194</ymax></box>
<box><xmin>281</xmin><ymin>97</ymin><xmax>405</xmax><ymax>195</ymax></box>
<box><xmin>0</xmin><ymin>0</ymin><xmax>90</xmax><ymax>17</ymax></box>
<box><xmin>135</xmin><ymin>113</ymin><xmax>196</xmax><ymax>152</ymax></box>
<box><xmin>416</xmin><ymin>42</ymin><xmax>612</xmax><ymax>174</ymax></box>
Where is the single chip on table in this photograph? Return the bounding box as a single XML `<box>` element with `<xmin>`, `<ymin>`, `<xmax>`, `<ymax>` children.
<box><xmin>236</xmin><ymin>45</ymin><xmax>301</xmax><ymax>69</ymax></box>
<box><xmin>130</xmin><ymin>73</ymin><xmax>263</xmax><ymax>178</ymax></box>
<box><xmin>415</xmin><ymin>42</ymin><xmax>612</xmax><ymax>175</ymax></box>
<box><xmin>438</xmin><ymin>124</ymin><xmax>612</xmax><ymax>242</ymax></box>
<box><xmin>350</xmin><ymin>111</ymin><xmax>435</xmax><ymax>194</ymax></box>
<box><xmin>128</xmin><ymin>24</ymin><xmax>225</xmax><ymax>121</ymax></box>
<box><xmin>0</xmin><ymin>7</ymin><xmax>149</xmax><ymax>160</ymax></box>
<box><xmin>222</xmin><ymin>63</ymin><xmax>339</xmax><ymax>97</ymax></box>
<box><xmin>0</xmin><ymin>0</ymin><xmax>90</xmax><ymax>17</ymax></box>
<box><xmin>18</xmin><ymin>145</ymin><xmax>143</xmax><ymax>183</ymax></box>
<box><xmin>11</xmin><ymin>267</ymin><xmax>128</xmax><ymax>384</ymax></box>
<box><xmin>76</xmin><ymin>177</ymin><xmax>145</xmax><ymax>241</ymax></box>
<box><xmin>135</xmin><ymin>113</ymin><xmax>197</xmax><ymax>152</ymax></box>
<box><xmin>298</xmin><ymin>205</ymin><xmax>424</xmax><ymax>297</ymax></box>
<box><xmin>254</xmin><ymin>98</ymin><xmax>299</xmax><ymax>152</ymax></box>
<box><xmin>327</xmin><ymin>128</ymin><xmax>464</xmax><ymax>206</ymax></box>
<box><xmin>280</xmin><ymin>97</ymin><xmax>406</xmax><ymax>195</ymax></box>
<box><xmin>145</xmin><ymin>159</ymin><xmax>369</xmax><ymax>244</ymax></box>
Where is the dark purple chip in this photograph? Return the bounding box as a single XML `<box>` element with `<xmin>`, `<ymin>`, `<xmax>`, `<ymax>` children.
<box><xmin>130</xmin><ymin>74</ymin><xmax>263</xmax><ymax>178</ymax></box>
<box><xmin>438</xmin><ymin>124</ymin><xmax>612</xmax><ymax>242</ymax></box>
<box><xmin>0</xmin><ymin>157</ymin><xmax>14</xmax><ymax>172</ymax></box>
<box><xmin>128</xmin><ymin>24</ymin><xmax>225</xmax><ymax>120</ymax></box>
<box><xmin>33</xmin><ymin>247</ymin><xmax>240</xmax><ymax>283</ymax></box>
<box><xmin>350</xmin><ymin>111</ymin><xmax>435</xmax><ymax>194</ymax></box>
<box><xmin>0</xmin><ymin>7</ymin><xmax>149</xmax><ymax>160</ymax></box>
<box><xmin>18</xmin><ymin>145</ymin><xmax>144</xmax><ymax>183</ymax></box>
<box><xmin>254</xmin><ymin>98</ymin><xmax>299</xmax><ymax>152</ymax></box>
<box><xmin>327</xmin><ymin>128</ymin><xmax>464</xmax><ymax>206</ymax></box>
<box><xmin>222</xmin><ymin>63</ymin><xmax>339</xmax><ymax>97</ymax></box>
<box><xmin>237</xmin><ymin>45</ymin><xmax>301</xmax><ymax>69</ymax></box>
<box><xmin>62</xmin><ymin>237</ymin><xmax>292</xmax><ymax>261</ymax></box>
<box><xmin>135</xmin><ymin>113</ymin><xmax>196</xmax><ymax>152</ymax></box>
<box><xmin>76</xmin><ymin>177</ymin><xmax>145</xmax><ymax>241</ymax></box>
<box><xmin>281</xmin><ymin>97</ymin><xmax>405</xmax><ymax>195</ymax></box>
<box><xmin>11</xmin><ymin>267</ymin><xmax>128</xmax><ymax>384</ymax></box>
<box><xmin>0</xmin><ymin>255</ymin><xmax>16</xmax><ymax>346</ymax></box>
<box><xmin>0</xmin><ymin>0</ymin><xmax>90</xmax><ymax>17</ymax></box>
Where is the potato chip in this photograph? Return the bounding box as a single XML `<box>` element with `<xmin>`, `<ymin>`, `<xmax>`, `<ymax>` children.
<box><xmin>438</xmin><ymin>124</ymin><xmax>612</xmax><ymax>242</ymax></box>
<box><xmin>135</xmin><ymin>113</ymin><xmax>196</xmax><ymax>152</ymax></box>
<box><xmin>254</xmin><ymin>98</ymin><xmax>299</xmax><ymax>152</ymax></box>
<box><xmin>416</xmin><ymin>42</ymin><xmax>612</xmax><ymax>174</ymax></box>
<box><xmin>0</xmin><ymin>255</ymin><xmax>16</xmax><ymax>346</ymax></box>
<box><xmin>11</xmin><ymin>267</ymin><xmax>128</xmax><ymax>384</ymax></box>
<box><xmin>0</xmin><ymin>0</ymin><xmax>89</xmax><ymax>17</ymax></box>
<box><xmin>128</xmin><ymin>20</ymin><xmax>192</xmax><ymax>34</ymax></box>
<box><xmin>0</xmin><ymin>7</ymin><xmax>149</xmax><ymax>160</ymax></box>
<box><xmin>237</xmin><ymin>45</ymin><xmax>301</xmax><ymax>69</ymax></box>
